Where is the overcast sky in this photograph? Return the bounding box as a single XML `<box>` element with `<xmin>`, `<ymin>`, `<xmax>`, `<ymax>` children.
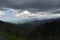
<box><xmin>0</xmin><ymin>0</ymin><xmax>60</xmax><ymax>23</ymax></box>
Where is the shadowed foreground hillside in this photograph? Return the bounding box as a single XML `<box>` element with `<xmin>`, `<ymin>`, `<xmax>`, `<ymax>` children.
<box><xmin>0</xmin><ymin>18</ymin><xmax>60</xmax><ymax>40</ymax></box>
<box><xmin>29</xmin><ymin>19</ymin><xmax>60</xmax><ymax>40</ymax></box>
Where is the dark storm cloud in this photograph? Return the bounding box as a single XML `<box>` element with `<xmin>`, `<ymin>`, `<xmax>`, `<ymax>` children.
<box><xmin>0</xmin><ymin>0</ymin><xmax>60</xmax><ymax>11</ymax></box>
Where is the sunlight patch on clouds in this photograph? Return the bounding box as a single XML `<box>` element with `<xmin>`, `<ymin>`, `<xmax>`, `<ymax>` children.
<box><xmin>14</xmin><ymin>10</ymin><xmax>60</xmax><ymax>20</ymax></box>
<box><xmin>15</xmin><ymin>11</ymin><xmax>36</xmax><ymax>18</ymax></box>
<box><xmin>15</xmin><ymin>11</ymin><xmax>47</xmax><ymax>18</ymax></box>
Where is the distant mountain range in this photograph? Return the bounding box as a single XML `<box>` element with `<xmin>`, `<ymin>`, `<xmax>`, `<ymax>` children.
<box><xmin>0</xmin><ymin>17</ymin><xmax>60</xmax><ymax>28</ymax></box>
<box><xmin>19</xmin><ymin>17</ymin><xmax>60</xmax><ymax>24</ymax></box>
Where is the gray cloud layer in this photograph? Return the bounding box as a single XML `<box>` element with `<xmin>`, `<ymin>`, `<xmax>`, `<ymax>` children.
<box><xmin>0</xmin><ymin>0</ymin><xmax>60</xmax><ymax>11</ymax></box>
